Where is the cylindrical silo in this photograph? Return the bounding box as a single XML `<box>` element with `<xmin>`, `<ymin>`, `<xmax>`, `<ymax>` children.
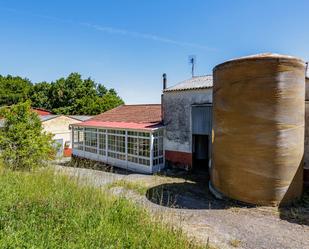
<box><xmin>210</xmin><ymin>53</ymin><xmax>305</xmax><ymax>206</ymax></box>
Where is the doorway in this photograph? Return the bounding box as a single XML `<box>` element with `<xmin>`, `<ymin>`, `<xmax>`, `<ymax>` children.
<box><xmin>192</xmin><ymin>134</ymin><xmax>209</xmax><ymax>172</ymax></box>
<box><xmin>53</xmin><ymin>139</ymin><xmax>64</xmax><ymax>158</ymax></box>
<box><xmin>191</xmin><ymin>105</ymin><xmax>212</xmax><ymax>175</ymax></box>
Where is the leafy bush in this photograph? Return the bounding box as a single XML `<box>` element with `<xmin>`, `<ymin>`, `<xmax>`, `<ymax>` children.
<box><xmin>0</xmin><ymin>101</ymin><xmax>55</xmax><ymax>170</ymax></box>
<box><xmin>0</xmin><ymin>169</ymin><xmax>205</xmax><ymax>249</ymax></box>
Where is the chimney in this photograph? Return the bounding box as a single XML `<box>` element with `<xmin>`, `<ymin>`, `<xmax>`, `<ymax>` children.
<box><xmin>162</xmin><ymin>73</ymin><xmax>167</xmax><ymax>90</ymax></box>
<box><xmin>161</xmin><ymin>73</ymin><xmax>167</xmax><ymax>124</ymax></box>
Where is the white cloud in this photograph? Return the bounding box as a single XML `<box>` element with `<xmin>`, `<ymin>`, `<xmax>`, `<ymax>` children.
<box><xmin>81</xmin><ymin>23</ymin><xmax>214</xmax><ymax>50</ymax></box>
<box><xmin>0</xmin><ymin>7</ymin><xmax>214</xmax><ymax>50</ymax></box>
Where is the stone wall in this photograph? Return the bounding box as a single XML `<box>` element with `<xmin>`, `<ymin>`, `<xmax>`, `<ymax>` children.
<box><xmin>162</xmin><ymin>88</ymin><xmax>212</xmax><ymax>168</ymax></box>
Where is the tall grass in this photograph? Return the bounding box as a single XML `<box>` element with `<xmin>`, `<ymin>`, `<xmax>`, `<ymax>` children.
<box><xmin>0</xmin><ymin>167</ymin><xmax>205</xmax><ymax>249</ymax></box>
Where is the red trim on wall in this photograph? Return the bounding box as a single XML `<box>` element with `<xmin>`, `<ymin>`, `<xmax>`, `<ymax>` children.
<box><xmin>165</xmin><ymin>150</ymin><xmax>192</xmax><ymax>169</ymax></box>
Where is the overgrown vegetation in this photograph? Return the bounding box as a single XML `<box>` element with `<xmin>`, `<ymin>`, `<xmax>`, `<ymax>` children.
<box><xmin>0</xmin><ymin>73</ymin><xmax>124</xmax><ymax>115</ymax></box>
<box><xmin>0</xmin><ymin>168</ymin><xmax>206</xmax><ymax>249</ymax></box>
<box><xmin>0</xmin><ymin>102</ymin><xmax>55</xmax><ymax>170</ymax></box>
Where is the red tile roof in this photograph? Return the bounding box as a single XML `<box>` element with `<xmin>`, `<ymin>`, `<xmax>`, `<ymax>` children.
<box><xmin>91</xmin><ymin>104</ymin><xmax>162</xmax><ymax>124</ymax></box>
<box><xmin>31</xmin><ymin>108</ymin><xmax>52</xmax><ymax>116</ymax></box>
<box><xmin>0</xmin><ymin>107</ymin><xmax>52</xmax><ymax>119</ymax></box>
<box><xmin>73</xmin><ymin>104</ymin><xmax>163</xmax><ymax>131</ymax></box>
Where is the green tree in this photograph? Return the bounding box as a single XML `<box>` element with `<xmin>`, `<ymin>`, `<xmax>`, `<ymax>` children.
<box><xmin>0</xmin><ymin>101</ymin><xmax>55</xmax><ymax>170</ymax></box>
<box><xmin>98</xmin><ymin>90</ymin><xmax>125</xmax><ymax>113</ymax></box>
<box><xmin>49</xmin><ymin>73</ymin><xmax>124</xmax><ymax>115</ymax></box>
<box><xmin>97</xmin><ymin>84</ymin><xmax>108</xmax><ymax>97</ymax></box>
<box><xmin>0</xmin><ymin>75</ymin><xmax>32</xmax><ymax>106</ymax></box>
<box><xmin>30</xmin><ymin>82</ymin><xmax>52</xmax><ymax>110</ymax></box>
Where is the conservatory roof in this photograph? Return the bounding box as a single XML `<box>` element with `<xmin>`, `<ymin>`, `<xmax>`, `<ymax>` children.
<box><xmin>71</xmin><ymin>104</ymin><xmax>163</xmax><ymax>131</ymax></box>
<box><xmin>71</xmin><ymin>120</ymin><xmax>163</xmax><ymax>131</ymax></box>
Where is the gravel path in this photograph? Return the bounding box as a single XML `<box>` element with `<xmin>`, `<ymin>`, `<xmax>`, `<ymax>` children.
<box><xmin>55</xmin><ymin>165</ymin><xmax>309</xmax><ymax>249</ymax></box>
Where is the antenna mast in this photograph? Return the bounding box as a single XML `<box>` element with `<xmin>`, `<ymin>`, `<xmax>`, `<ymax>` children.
<box><xmin>188</xmin><ymin>55</ymin><xmax>196</xmax><ymax>77</ymax></box>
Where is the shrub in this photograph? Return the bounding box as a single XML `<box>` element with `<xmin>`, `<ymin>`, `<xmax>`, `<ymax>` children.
<box><xmin>0</xmin><ymin>101</ymin><xmax>55</xmax><ymax>170</ymax></box>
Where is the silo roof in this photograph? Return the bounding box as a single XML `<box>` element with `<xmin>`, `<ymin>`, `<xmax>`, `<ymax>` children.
<box><xmin>214</xmin><ymin>53</ymin><xmax>305</xmax><ymax>71</ymax></box>
<box><xmin>164</xmin><ymin>75</ymin><xmax>213</xmax><ymax>92</ymax></box>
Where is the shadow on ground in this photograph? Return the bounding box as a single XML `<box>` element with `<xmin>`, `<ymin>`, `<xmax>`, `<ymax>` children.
<box><xmin>148</xmin><ymin>169</ymin><xmax>309</xmax><ymax>226</ymax></box>
<box><xmin>279</xmin><ymin>188</ymin><xmax>309</xmax><ymax>226</ymax></box>
<box><xmin>146</xmin><ymin>168</ymin><xmax>253</xmax><ymax>210</ymax></box>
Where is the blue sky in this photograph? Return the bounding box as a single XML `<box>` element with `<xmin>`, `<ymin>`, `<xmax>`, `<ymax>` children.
<box><xmin>0</xmin><ymin>0</ymin><xmax>308</xmax><ymax>104</ymax></box>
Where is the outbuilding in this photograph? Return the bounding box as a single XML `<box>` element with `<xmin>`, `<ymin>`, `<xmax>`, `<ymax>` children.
<box><xmin>41</xmin><ymin>115</ymin><xmax>92</xmax><ymax>156</ymax></box>
<box><xmin>162</xmin><ymin>75</ymin><xmax>213</xmax><ymax>172</ymax></box>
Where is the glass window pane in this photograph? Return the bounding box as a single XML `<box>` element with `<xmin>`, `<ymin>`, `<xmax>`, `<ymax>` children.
<box><xmin>108</xmin><ymin>134</ymin><xmax>125</xmax><ymax>153</ymax></box>
<box><xmin>128</xmin><ymin>137</ymin><xmax>138</xmax><ymax>155</ymax></box>
<box><xmin>139</xmin><ymin>138</ymin><xmax>150</xmax><ymax>157</ymax></box>
<box><xmin>99</xmin><ymin>133</ymin><xmax>106</xmax><ymax>149</ymax></box>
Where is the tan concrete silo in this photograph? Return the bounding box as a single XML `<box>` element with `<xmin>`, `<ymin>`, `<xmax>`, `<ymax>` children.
<box><xmin>210</xmin><ymin>53</ymin><xmax>305</xmax><ymax>206</ymax></box>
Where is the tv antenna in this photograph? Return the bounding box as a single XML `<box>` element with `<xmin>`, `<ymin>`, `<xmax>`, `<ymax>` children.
<box><xmin>188</xmin><ymin>55</ymin><xmax>196</xmax><ymax>77</ymax></box>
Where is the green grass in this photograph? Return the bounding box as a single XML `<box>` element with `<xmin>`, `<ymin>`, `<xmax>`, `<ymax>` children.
<box><xmin>0</xmin><ymin>167</ymin><xmax>207</xmax><ymax>249</ymax></box>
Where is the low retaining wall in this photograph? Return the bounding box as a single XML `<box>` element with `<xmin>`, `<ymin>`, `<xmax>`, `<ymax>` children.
<box><xmin>165</xmin><ymin>150</ymin><xmax>192</xmax><ymax>170</ymax></box>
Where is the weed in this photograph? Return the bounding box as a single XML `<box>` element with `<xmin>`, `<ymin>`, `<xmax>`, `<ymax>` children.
<box><xmin>230</xmin><ymin>239</ymin><xmax>241</xmax><ymax>247</ymax></box>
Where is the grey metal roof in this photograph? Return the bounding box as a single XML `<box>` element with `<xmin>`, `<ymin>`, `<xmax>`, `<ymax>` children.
<box><xmin>164</xmin><ymin>75</ymin><xmax>213</xmax><ymax>92</ymax></box>
<box><xmin>40</xmin><ymin>115</ymin><xmax>92</xmax><ymax>122</ymax></box>
<box><xmin>0</xmin><ymin>116</ymin><xmax>57</xmax><ymax>127</ymax></box>
<box><xmin>68</xmin><ymin>115</ymin><xmax>93</xmax><ymax>121</ymax></box>
<box><xmin>0</xmin><ymin>115</ymin><xmax>92</xmax><ymax>127</ymax></box>
<box><xmin>39</xmin><ymin>115</ymin><xmax>59</xmax><ymax>122</ymax></box>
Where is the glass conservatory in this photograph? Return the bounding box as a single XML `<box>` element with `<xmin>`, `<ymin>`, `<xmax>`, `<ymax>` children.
<box><xmin>71</xmin><ymin>126</ymin><xmax>164</xmax><ymax>173</ymax></box>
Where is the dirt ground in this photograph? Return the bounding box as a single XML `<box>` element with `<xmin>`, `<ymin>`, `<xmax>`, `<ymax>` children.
<box><xmin>55</xmin><ymin>164</ymin><xmax>309</xmax><ymax>249</ymax></box>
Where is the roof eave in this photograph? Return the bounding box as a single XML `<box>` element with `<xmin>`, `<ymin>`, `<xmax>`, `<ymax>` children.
<box><xmin>163</xmin><ymin>86</ymin><xmax>213</xmax><ymax>93</ymax></box>
<box><xmin>70</xmin><ymin>122</ymin><xmax>164</xmax><ymax>131</ymax></box>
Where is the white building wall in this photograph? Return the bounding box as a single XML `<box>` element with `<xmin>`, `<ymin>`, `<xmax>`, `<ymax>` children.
<box><xmin>42</xmin><ymin>116</ymin><xmax>81</xmax><ymax>148</ymax></box>
<box><xmin>162</xmin><ymin>88</ymin><xmax>213</xmax><ymax>154</ymax></box>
